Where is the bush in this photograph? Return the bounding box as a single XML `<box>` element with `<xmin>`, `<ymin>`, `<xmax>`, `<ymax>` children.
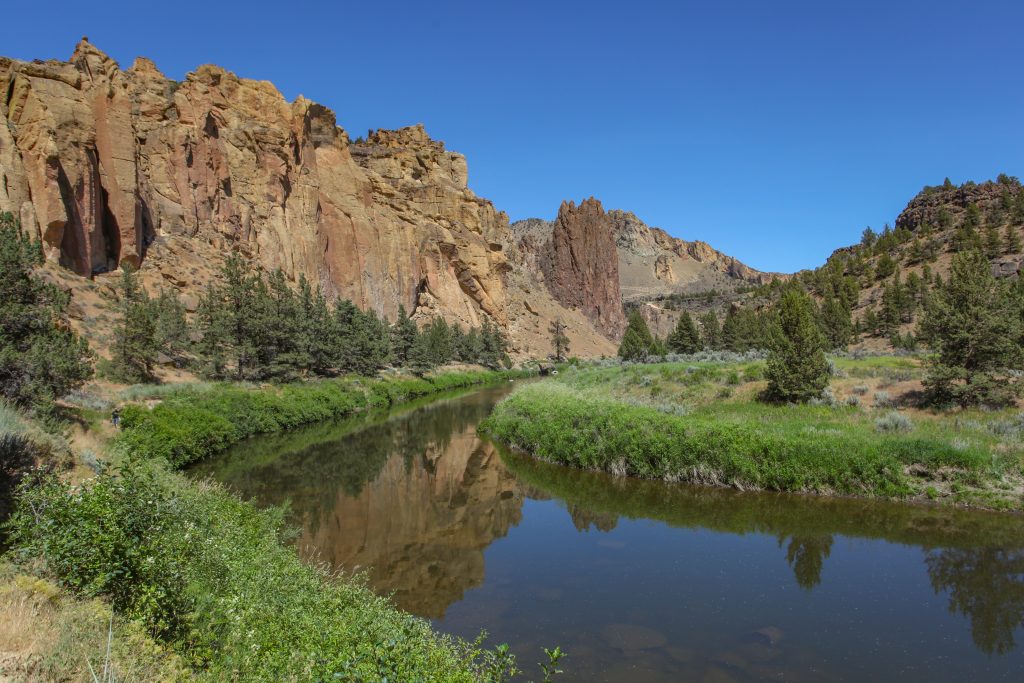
<box><xmin>845</xmin><ymin>395</ymin><xmax>861</xmax><ymax>407</ymax></box>
<box><xmin>852</xmin><ymin>384</ymin><xmax>870</xmax><ymax>395</ymax></box>
<box><xmin>8</xmin><ymin>462</ymin><xmax>513</xmax><ymax>681</ymax></box>
<box><xmin>875</xmin><ymin>411</ymin><xmax>914</xmax><ymax>433</ymax></box>
<box><xmin>874</xmin><ymin>391</ymin><xmax>894</xmax><ymax>408</ymax></box>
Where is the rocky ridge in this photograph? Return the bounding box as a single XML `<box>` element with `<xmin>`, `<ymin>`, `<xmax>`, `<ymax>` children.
<box><xmin>0</xmin><ymin>39</ymin><xmax>622</xmax><ymax>358</ymax></box>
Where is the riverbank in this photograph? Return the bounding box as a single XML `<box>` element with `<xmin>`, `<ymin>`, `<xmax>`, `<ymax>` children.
<box><xmin>3</xmin><ymin>370</ymin><xmax>530</xmax><ymax>681</ymax></box>
<box><xmin>116</xmin><ymin>369</ymin><xmax>529</xmax><ymax>468</ymax></box>
<box><xmin>480</xmin><ymin>359</ymin><xmax>1024</xmax><ymax>510</ymax></box>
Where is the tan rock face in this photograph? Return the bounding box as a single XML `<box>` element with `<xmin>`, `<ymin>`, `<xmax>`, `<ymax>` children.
<box><xmin>0</xmin><ymin>40</ymin><xmax>511</xmax><ymax>334</ymax></box>
<box><xmin>609</xmin><ymin>209</ymin><xmax>774</xmax><ymax>302</ymax></box>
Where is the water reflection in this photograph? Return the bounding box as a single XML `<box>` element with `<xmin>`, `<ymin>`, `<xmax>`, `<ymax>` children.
<box><xmin>927</xmin><ymin>548</ymin><xmax>1024</xmax><ymax>656</ymax></box>
<box><xmin>193</xmin><ymin>384</ymin><xmax>1024</xmax><ymax>677</ymax></box>
<box><xmin>193</xmin><ymin>387</ymin><xmax>524</xmax><ymax>617</ymax></box>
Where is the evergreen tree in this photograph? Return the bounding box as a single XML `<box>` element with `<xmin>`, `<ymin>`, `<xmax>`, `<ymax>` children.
<box><xmin>478</xmin><ymin>318</ymin><xmax>508</xmax><ymax>369</ymax></box>
<box><xmin>389</xmin><ymin>305</ymin><xmax>418</xmax><ymax>364</ymax></box>
<box><xmin>0</xmin><ymin>212</ymin><xmax>92</xmax><ymax>410</ymax></box>
<box><xmin>666</xmin><ymin>310</ymin><xmax>701</xmax><ymax>354</ymax></box>
<box><xmin>195</xmin><ymin>283</ymin><xmax>232</xmax><ymax>379</ymax></box>
<box><xmin>763</xmin><ymin>286</ymin><xmax>830</xmax><ymax>403</ymax></box>
<box><xmin>919</xmin><ymin>250</ymin><xmax>1023</xmax><ymax>406</ymax></box>
<box><xmin>1003</xmin><ymin>225</ymin><xmax>1023</xmax><ymax>254</ymax></box>
<box><xmin>152</xmin><ymin>288</ymin><xmax>189</xmax><ymax>364</ymax></box>
<box><xmin>109</xmin><ymin>264</ymin><xmax>158</xmax><ymax>383</ymax></box>
<box><xmin>874</xmin><ymin>253</ymin><xmax>896</xmax><ymax>280</ymax></box>
<box><xmin>818</xmin><ymin>296</ymin><xmax>852</xmax><ymax>350</ymax></box>
<box><xmin>548</xmin><ymin>318</ymin><xmax>570</xmax><ymax>362</ymax></box>
<box><xmin>618</xmin><ymin>310</ymin><xmax>655</xmax><ymax>361</ymax></box>
<box><xmin>306</xmin><ymin>287</ymin><xmax>337</xmax><ymax>375</ymax></box>
<box><xmin>984</xmin><ymin>223</ymin><xmax>1003</xmax><ymax>259</ymax></box>
<box><xmin>264</xmin><ymin>269</ymin><xmax>306</xmax><ymax>378</ymax></box>
<box><xmin>351</xmin><ymin>309</ymin><xmax>391</xmax><ymax>374</ymax></box>
<box><xmin>699</xmin><ymin>311</ymin><xmax>721</xmax><ymax>350</ymax></box>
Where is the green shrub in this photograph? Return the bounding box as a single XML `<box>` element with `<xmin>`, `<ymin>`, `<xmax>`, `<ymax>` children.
<box><xmin>8</xmin><ymin>462</ymin><xmax>514</xmax><ymax>681</ymax></box>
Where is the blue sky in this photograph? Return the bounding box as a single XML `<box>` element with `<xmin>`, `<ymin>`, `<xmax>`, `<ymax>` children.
<box><xmin>6</xmin><ymin>0</ymin><xmax>1023</xmax><ymax>272</ymax></box>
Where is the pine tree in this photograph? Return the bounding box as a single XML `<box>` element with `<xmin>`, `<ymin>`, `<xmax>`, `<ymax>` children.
<box><xmin>195</xmin><ymin>284</ymin><xmax>232</xmax><ymax>379</ymax></box>
<box><xmin>919</xmin><ymin>250</ymin><xmax>1023</xmax><ymax>406</ymax></box>
<box><xmin>152</xmin><ymin>288</ymin><xmax>189</xmax><ymax>364</ymax></box>
<box><xmin>984</xmin><ymin>223</ymin><xmax>1003</xmax><ymax>259</ymax></box>
<box><xmin>699</xmin><ymin>311</ymin><xmax>721</xmax><ymax>350</ymax></box>
<box><xmin>1003</xmin><ymin>225</ymin><xmax>1023</xmax><ymax>254</ymax></box>
<box><xmin>618</xmin><ymin>310</ymin><xmax>655</xmax><ymax>361</ymax></box>
<box><xmin>478</xmin><ymin>318</ymin><xmax>508</xmax><ymax>369</ymax></box>
<box><xmin>818</xmin><ymin>296</ymin><xmax>852</xmax><ymax>350</ymax></box>
<box><xmin>548</xmin><ymin>318</ymin><xmax>570</xmax><ymax>362</ymax></box>
<box><xmin>0</xmin><ymin>212</ymin><xmax>92</xmax><ymax>410</ymax></box>
<box><xmin>109</xmin><ymin>264</ymin><xmax>158</xmax><ymax>383</ymax></box>
<box><xmin>390</xmin><ymin>304</ymin><xmax>418</xmax><ymax>365</ymax></box>
<box><xmin>763</xmin><ymin>286</ymin><xmax>830</xmax><ymax>403</ymax></box>
<box><xmin>666</xmin><ymin>310</ymin><xmax>701</xmax><ymax>354</ymax></box>
<box><xmin>306</xmin><ymin>287</ymin><xmax>337</xmax><ymax>375</ymax></box>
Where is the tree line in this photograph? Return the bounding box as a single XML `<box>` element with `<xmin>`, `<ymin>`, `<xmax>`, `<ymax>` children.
<box><xmin>108</xmin><ymin>254</ymin><xmax>511</xmax><ymax>383</ymax></box>
<box><xmin>615</xmin><ymin>247</ymin><xmax>1024</xmax><ymax>407</ymax></box>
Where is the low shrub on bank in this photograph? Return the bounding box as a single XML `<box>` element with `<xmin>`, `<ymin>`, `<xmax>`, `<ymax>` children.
<box><xmin>8</xmin><ymin>461</ymin><xmax>514</xmax><ymax>681</ymax></box>
<box><xmin>118</xmin><ymin>370</ymin><xmax>525</xmax><ymax>468</ymax></box>
<box><xmin>481</xmin><ymin>383</ymin><xmax>1003</xmax><ymax>499</ymax></box>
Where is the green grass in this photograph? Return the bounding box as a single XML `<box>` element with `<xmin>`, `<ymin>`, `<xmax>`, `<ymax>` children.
<box><xmin>481</xmin><ymin>362</ymin><xmax>1024</xmax><ymax>509</ymax></box>
<box><xmin>116</xmin><ymin>370</ymin><xmax>528</xmax><ymax>469</ymax></box>
<box><xmin>8</xmin><ymin>461</ymin><xmax>516</xmax><ymax>681</ymax></box>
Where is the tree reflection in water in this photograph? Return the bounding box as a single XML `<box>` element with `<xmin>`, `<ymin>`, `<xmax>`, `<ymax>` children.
<box><xmin>779</xmin><ymin>534</ymin><xmax>834</xmax><ymax>590</ymax></box>
<box><xmin>927</xmin><ymin>548</ymin><xmax>1024</xmax><ymax>656</ymax></box>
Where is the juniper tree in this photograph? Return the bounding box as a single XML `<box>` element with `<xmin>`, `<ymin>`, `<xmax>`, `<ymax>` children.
<box><xmin>1004</xmin><ymin>225</ymin><xmax>1022</xmax><ymax>254</ymax></box>
<box><xmin>152</xmin><ymin>288</ymin><xmax>189</xmax><ymax>363</ymax></box>
<box><xmin>548</xmin><ymin>318</ymin><xmax>570</xmax><ymax>362</ymax></box>
<box><xmin>919</xmin><ymin>250</ymin><xmax>1023</xmax><ymax>406</ymax></box>
<box><xmin>618</xmin><ymin>310</ymin><xmax>656</xmax><ymax>361</ymax></box>
<box><xmin>390</xmin><ymin>304</ymin><xmax>418</xmax><ymax>365</ymax></box>
<box><xmin>666</xmin><ymin>310</ymin><xmax>701</xmax><ymax>354</ymax></box>
<box><xmin>763</xmin><ymin>285</ymin><xmax>830</xmax><ymax>403</ymax></box>
<box><xmin>699</xmin><ymin>311</ymin><xmax>721</xmax><ymax>350</ymax></box>
<box><xmin>109</xmin><ymin>264</ymin><xmax>158</xmax><ymax>384</ymax></box>
<box><xmin>0</xmin><ymin>212</ymin><xmax>92</xmax><ymax>410</ymax></box>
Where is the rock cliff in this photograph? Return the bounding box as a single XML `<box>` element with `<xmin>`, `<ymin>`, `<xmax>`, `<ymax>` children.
<box><xmin>0</xmin><ymin>40</ymin><xmax>766</xmax><ymax>358</ymax></box>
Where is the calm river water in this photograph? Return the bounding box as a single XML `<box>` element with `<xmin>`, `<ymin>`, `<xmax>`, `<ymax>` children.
<box><xmin>192</xmin><ymin>383</ymin><xmax>1024</xmax><ymax>682</ymax></box>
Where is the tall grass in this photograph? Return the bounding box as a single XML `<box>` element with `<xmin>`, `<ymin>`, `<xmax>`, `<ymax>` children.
<box><xmin>481</xmin><ymin>382</ymin><xmax>1014</xmax><ymax>501</ymax></box>
<box><xmin>117</xmin><ymin>370</ymin><xmax>527</xmax><ymax>468</ymax></box>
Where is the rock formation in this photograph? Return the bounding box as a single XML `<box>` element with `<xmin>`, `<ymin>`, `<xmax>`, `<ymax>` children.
<box><xmin>0</xmin><ymin>39</ymin><xmax>767</xmax><ymax>358</ymax></box>
<box><xmin>609</xmin><ymin>209</ymin><xmax>774</xmax><ymax>302</ymax></box>
<box><xmin>0</xmin><ymin>40</ymin><xmax>509</xmax><ymax>329</ymax></box>
<box><xmin>535</xmin><ymin>198</ymin><xmax>626</xmax><ymax>338</ymax></box>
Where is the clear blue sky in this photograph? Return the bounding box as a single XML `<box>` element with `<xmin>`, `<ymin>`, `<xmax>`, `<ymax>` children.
<box><xmin>6</xmin><ymin>0</ymin><xmax>1023</xmax><ymax>272</ymax></box>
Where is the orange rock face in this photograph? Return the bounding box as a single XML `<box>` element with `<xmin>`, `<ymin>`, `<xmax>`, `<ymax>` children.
<box><xmin>0</xmin><ymin>39</ymin><xmax>509</xmax><ymax>331</ymax></box>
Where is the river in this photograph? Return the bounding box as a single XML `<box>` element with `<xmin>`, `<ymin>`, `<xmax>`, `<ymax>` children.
<box><xmin>191</xmin><ymin>383</ymin><xmax>1024</xmax><ymax>682</ymax></box>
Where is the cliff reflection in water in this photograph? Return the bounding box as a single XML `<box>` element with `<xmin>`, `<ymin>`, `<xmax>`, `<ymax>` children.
<box><xmin>195</xmin><ymin>385</ymin><xmax>1024</xmax><ymax>660</ymax></box>
<box><xmin>192</xmin><ymin>386</ymin><xmax>525</xmax><ymax>617</ymax></box>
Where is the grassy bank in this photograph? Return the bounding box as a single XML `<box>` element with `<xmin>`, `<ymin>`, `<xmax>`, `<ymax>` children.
<box><xmin>481</xmin><ymin>360</ymin><xmax>1024</xmax><ymax>509</ymax></box>
<box><xmin>8</xmin><ymin>461</ymin><xmax>514</xmax><ymax>681</ymax></box>
<box><xmin>117</xmin><ymin>370</ymin><xmax>527</xmax><ymax>468</ymax></box>
<box><xmin>6</xmin><ymin>370</ymin><xmax>531</xmax><ymax>681</ymax></box>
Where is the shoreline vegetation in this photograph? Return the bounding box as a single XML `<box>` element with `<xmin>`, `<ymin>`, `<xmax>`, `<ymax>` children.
<box><xmin>116</xmin><ymin>369</ymin><xmax>530</xmax><ymax>468</ymax></box>
<box><xmin>481</xmin><ymin>359</ymin><xmax>1024</xmax><ymax>512</ymax></box>
<box><xmin>5</xmin><ymin>370</ymin><xmax>532</xmax><ymax>682</ymax></box>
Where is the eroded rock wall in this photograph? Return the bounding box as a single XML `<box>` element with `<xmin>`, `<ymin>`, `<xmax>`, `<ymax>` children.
<box><xmin>0</xmin><ymin>39</ymin><xmax>509</xmax><ymax>332</ymax></box>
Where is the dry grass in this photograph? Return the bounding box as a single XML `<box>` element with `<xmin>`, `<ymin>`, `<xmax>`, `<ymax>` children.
<box><xmin>0</xmin><ymin>565</ymin><xmax>190</xmax><ymax>682</ymax></box>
